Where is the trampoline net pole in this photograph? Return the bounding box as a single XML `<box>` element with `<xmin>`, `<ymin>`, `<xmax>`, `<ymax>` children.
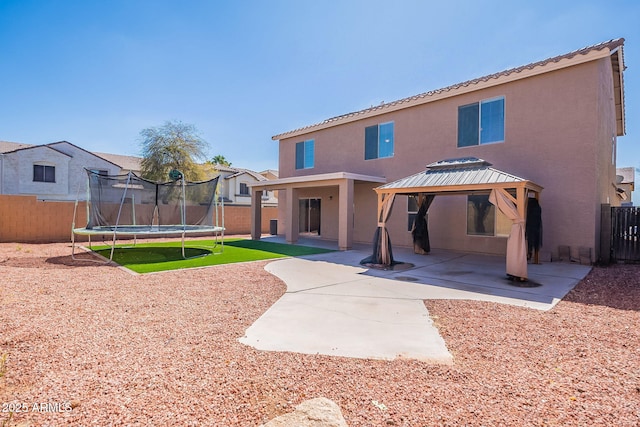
<box><xmin>132</xmin><ymin>193</ymin><xmax>137</xmax><ymax>246</ymax></box>
<box><xmin>110</xmin><ymin>171</ymin><xmax>132</xmax><ymax>261</ymax></box>
<box><xmin>182</xmin><ymin>177</ymin><xmax>186</xmax><ymax>230</ymax></box>
<box><xmin>181</xmin><ymin>177</ymin><xmax>186</xmax><ymax>259</ymax></box>
<box><xmin>220</xmin><ymin>180</ymin><xmax>224</xmax><ymax>250</ymax></box>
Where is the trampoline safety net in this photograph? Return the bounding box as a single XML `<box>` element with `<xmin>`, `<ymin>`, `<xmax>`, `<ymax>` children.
<box><xmin>84</xmin><ymin>169</ymin><xmax>220</xmax><ymax>230</ymax></box>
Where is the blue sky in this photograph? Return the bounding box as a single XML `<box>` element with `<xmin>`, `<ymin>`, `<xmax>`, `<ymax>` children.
<box><xmin>1</xmin><ymin>1</ymin><xmax>638</xmax><ymax>202</ymax></box>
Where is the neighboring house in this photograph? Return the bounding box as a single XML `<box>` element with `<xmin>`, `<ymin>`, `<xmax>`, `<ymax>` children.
<box><xmin>1</xmin><ymin>140</ymin><xmax>277</xmax><ymax>206</ymax></box>
<box><xmin>94</xmin><ymin>152</ymin><xmax>142</xmax><ymax>175</ymax></box>
<box><xmin>616</xmin><ymin>167</ymin><xmax>635</xmax><ymax>206</ymax></box>
<box><xmin>0</xmin><ymin>141</ymin><xmax>121</xmax><ymax>200</ymax></box>
<box><xmin>0</xmin><ymin>141</ymin><xmax>31</xmax><ymax>152</ymax></box>
<box><xmin>213</xmin><ymin>164</ymin><xmax>277</xmax><ymax>207</ymax></box>
<box><xmin>259</xmin><ymin>169</ymin><xmax>279</xmax><ymax>181</ymax></box>
<box><xmin>250</xmin><ymin>39</ymin><xmax>627</xmax><ymax>263</ymax></box>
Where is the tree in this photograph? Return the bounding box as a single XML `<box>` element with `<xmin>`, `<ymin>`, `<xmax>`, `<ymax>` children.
<box><xmin>139</xmin><ymin>120</ymin><xmax>208</xmax><ymax>181</ymax></box>
<box><xmin>208</xmin><ymin>154</ymin><xmax>232</xmax><ymax>167</ymax></box>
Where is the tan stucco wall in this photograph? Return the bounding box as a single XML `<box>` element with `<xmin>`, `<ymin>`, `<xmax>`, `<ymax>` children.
<box><xmin>0</xmin><ymin>195</ymin><xmax>277</xmax><ymax>242</ymax></box>
<box><xmin>594</xmin><ymin>56</ymin><xmax>622</xmax><ymax>252</ymax></box>
<box><xmin>0</xmin><ymin>195</ymin><xmax>87</xmax><ymax>242</ymax></box>
<box><xmin>276</xmin><ymin>58</ymin><xmax>619</xmax><ymax>261</ymax></box>
<box><xmin>353</xmin><ymin>182</ymin><xmax>379</xmax><ymax>244</ymax></box>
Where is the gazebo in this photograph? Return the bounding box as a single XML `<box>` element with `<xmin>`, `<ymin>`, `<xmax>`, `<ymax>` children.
<box><xmin>369</xmin><ymin>157</ymin><xmax>543</xmax><ymax>281</ymax></box>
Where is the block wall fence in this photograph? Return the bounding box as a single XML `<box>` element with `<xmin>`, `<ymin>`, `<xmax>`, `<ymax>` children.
<box><xmin>0</xmin><ymin>195</ymin><xmax>278</xmax><ymax>243</ymax></box>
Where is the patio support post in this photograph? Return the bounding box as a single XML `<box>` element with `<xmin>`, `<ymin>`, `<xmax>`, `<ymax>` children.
<box><xmin>338</xmin><ymin>178</ymin><xmax>354</xmax><ymax>250</ymax></box>
<box><xmin>285</xmin><ymin>187</ymin><xmax>300</xmax><ymax>244</ymax></box>
<box><xmin>250</xmin><ymin>188</ymin><xmax>262</xmax><ymax>241</ymax></box>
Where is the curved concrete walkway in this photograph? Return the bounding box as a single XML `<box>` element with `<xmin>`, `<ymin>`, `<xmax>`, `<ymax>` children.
<box><xmin>239</xmin><ymin>245</ymin><xmax>591</xmax><ymax>363</ymax></box>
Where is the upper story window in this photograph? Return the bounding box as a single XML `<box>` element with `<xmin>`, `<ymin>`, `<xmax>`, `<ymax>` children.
<box><xmin>458</xmin><ymin>97</ymin><xmax>505</xmax><ymax>147</ymax></box>
<box><xmin>33</xmin><ymin>164</ymin><xmax>55</xmax><ymax>183</ymax></box>
<box><xmin>365</xmin><ymin>122</ymin><xmax>394</xmax><ymax>160</ymax></box>
<box><xmin>239</xmin><ymin>183</ymin><xmax>249</xmax><ymax>195</ymax></box>
<box><xmin>295</xmin><ymin>139</ymin><xmax>314</xmax><ymax>169</ymax></box>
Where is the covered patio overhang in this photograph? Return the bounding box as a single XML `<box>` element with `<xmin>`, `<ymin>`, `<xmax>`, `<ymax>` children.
<box><xmin>371</xmin><ymin>158</ymin><xmax>544</xmax><ymax>280</ymax></box>
<box><xmin>249</xmin><ymin>172</ymin><xmax>386</xmax><ymax>250</ymax></box>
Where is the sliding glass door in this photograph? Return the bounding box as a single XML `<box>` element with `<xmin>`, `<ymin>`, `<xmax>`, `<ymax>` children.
<box><xmin>299</xmin><ymin>198</ymin><xmax>321</xmax><ymax>235</ymax></box>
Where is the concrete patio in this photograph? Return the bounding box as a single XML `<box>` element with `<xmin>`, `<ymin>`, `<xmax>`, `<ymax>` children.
<box><xmin>239</xmin><ymin>237</ymin><xmax>592</xmax><ymax>362</ymax></box>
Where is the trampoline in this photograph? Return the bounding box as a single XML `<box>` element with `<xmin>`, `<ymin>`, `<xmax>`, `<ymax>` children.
<box><xmin>72</xmin><ymin>169</ymin><xmax>225</xmax><ymax>262</ymax></box>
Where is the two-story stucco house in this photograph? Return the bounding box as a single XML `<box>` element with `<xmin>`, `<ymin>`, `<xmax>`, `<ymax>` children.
<box><xmin>1</xmin><ymin>141</ymin><xmax>278</xmax><ymax>206</ymax></box>
<box><xmin>214</xmin><ymin>164</ymin><xmax>278</xmax><ymax>207</ymax></box>
<box><xmin>250</xmin><ymin>39</ymin><xmax>627</xmax><ymax>263</ymax></box>
<box><xmin>0</xmin><ymin>141</ymin><xmax>122</xmax><ymax>201</ymax></box>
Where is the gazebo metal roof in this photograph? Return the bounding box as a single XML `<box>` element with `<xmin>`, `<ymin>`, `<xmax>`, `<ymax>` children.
<box><xmin>375</xmin><ymin>157</ymin><xmax>543</xmax><ymax>195</ymax></box>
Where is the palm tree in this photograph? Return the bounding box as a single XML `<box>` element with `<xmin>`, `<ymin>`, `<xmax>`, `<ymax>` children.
<box><xmin>209</xmin><ymin>154</ymin><xmax>232</xmax><ymax>167</ymax></box>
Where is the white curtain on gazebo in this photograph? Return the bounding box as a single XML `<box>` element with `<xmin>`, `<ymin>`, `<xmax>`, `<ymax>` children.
<box><xmin>489</xmin><ymin>188</ymin><xmax>527</xmax><ymax>279</ymax></box>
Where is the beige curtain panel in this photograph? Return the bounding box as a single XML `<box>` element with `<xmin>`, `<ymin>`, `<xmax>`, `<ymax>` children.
<box><xmin>489</xmin><ymin>188</ymin><xmax>528</xmax><ymax>279</ymax></box>
<box><xmin>378</xmin><ymin>193</ymin><xmax>396</xmax><ymax>265</ymax></box>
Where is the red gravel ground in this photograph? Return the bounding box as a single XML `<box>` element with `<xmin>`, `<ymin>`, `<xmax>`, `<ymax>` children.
<box><xmin>0</xmin><ymin>242</ymin><xmax>639</xmax><ymax>426</ymax></box>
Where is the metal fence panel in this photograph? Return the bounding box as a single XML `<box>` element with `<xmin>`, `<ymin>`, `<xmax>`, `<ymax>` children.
<box><xmin>611</xmin><ymin>207</ymin><xmax>640</xmax><ymax>263</ymax></box>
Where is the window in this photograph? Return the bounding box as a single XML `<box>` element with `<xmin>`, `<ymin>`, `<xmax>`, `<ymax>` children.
<box><xmin>458</xmin><ymin>97</ymin><xmax>504</xmax><ymax>147</ymax></box>
<box><xmin>467</xmin><ymin>194</ymin><xmax>510</xmax><ymax>236</ymax></box>
<box><xmin>33</xmin><ymin>165</ymin><xmax>55</xmax><ymax>183</ymax></box>
<box><xmin>365</xmin><ymin>122</ymin><xmax>394</xmax><ymax>160</ymax></box>
<box><xmin>239</xmin><ymin>183</ymin><xmax>249</xmax><ymax>195</ymax></box>
<box><xmin>407</xmin><ymin>195</ymin><xmax>419</xmax><ymax>231</ymax></box>
<box><xmin>295</xmin><ymin>139</ymin><xmax>314</xmax><ymax>169</ymax></box>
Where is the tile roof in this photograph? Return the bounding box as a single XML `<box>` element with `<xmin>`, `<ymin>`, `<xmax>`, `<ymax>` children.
<box><xmin>1</xmin><ymin>141</ymin><xmax>140</xmax><ymax>171</ymax></box>
<box><xmin>616</xmin><ymin>167</ymin><xmax>635</xmax><ymax>185</ymax></box>
<box><xmin>94</xmin><ymin>152</ymin><xmax>142</xmax><ymax>171</ymax></box>
<box><xmin>0</xmin><ymin>141</ymin><xmax>33</xmax><ymax>153</ymax></box>
<box><xmin>212</xmin><ymin>164</ymin><xmax>239</xmax><ymax>173</ymax></box>
<box><xmin>2</xmin><ymin>142</ymin><xmax>269</xmax><ymax>179</ymax></box>
<box><xmin>224</xmin><ymin>168</ymin><xmax>267</xmax><ymax>182</ymax></box>
<box><xmin>0</xmin><ymin>141</ymin><xmax>73</xmax><ymax>157</ymax></box>
<box><xmin>260</xmin><ymin>169</ymin><xmax>279</xmax><ymax>178</ymax></box>
<box><xmin>1</xmin><ymin>141</ymin><xmax>136</xmax><ymax>169</ymax></box>
<box><xmin>273</xmin><ymin>38</ymin><xmax>625</xmax><ymax>140</ymax></box>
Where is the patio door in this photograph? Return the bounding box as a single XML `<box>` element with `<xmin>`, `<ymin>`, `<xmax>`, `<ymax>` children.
<box><xmin>299</xmin><ymin>198</ymin><xmax>321</xmax><ymax>235</ymax></box>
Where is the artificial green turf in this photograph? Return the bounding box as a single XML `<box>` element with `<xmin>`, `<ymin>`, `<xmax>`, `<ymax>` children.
<box><xmin>92</xmin><ymin>238</ymin><xmax>334</xmax><ymax>274</ymax></box>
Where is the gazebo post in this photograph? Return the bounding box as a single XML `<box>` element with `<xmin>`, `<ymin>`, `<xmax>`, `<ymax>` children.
<box><xmin>533</xmin><ymin>191</ymin><xmax>541</xmax><ymax>264</ymax></box>
<box><xmin>376</xmin><ymin>192</ymin><xmax>384</xmax><ymax>223</ymax></box>
<box><xmin>516</xmin><ymin>186</ymin><xmax>526</xmax><ymax>219</ymax></box>
<box><xmin>523</xmin><ymin>187</ymin><xmax>542</xmax><ymax>265</ymax></box>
